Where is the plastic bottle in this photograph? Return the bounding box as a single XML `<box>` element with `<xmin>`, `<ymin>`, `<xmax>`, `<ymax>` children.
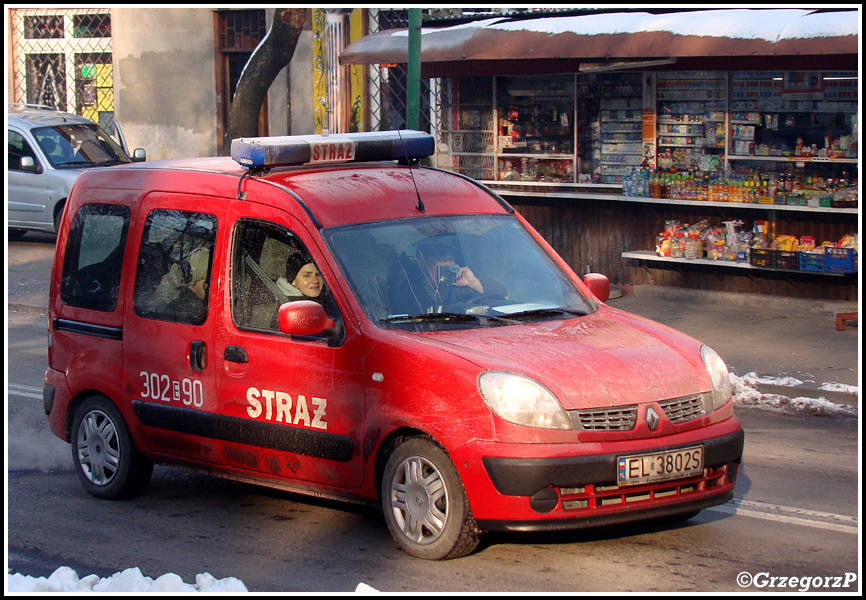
<box><xmin>650</xmin><ymin>171</ymin><xmax>660</xmax><ymax>198</ymax></box>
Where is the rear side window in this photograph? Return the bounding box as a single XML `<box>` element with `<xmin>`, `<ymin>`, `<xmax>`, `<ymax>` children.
<box><xmin>8</xmin><ymin>130</ymin><xmax>37</xmax><ymax>171</ymax></box>
<box><xmin>133</xmin><ymin>210</ymin><xmax>217</xmax><ymax>325</ymax></box>
<box><xmin>61</xmin><ymin>204</ymin><xmax>131</xmax><ymax>312</ymax></box>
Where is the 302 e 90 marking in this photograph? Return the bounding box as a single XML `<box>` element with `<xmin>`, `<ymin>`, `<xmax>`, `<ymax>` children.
<box><xmin>140</xmin><ymin>370</ymin><xmax>204</xmax><ymax>407</ymax></box>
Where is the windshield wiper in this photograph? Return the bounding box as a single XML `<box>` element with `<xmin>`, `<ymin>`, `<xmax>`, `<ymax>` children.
<box><xmin>380</xmin><ymin>312</ymin><xmax>515</xmax><ymax>326</ymax></box>
<box><xmin>54</xmin><ymin>160</ymin><xmax>94</xmax><ymax>167</ymax></box>
<box><xmin>502</xmin><ymin>307</ymin><xmax>589</xmax><ymax>321</ymax></box>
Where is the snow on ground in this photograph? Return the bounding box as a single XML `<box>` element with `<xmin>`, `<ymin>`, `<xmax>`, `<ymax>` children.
<box><xmin>6</xmin><ymin>566</ymin><xmax>381</xmax><ymax>593</ymax></box>
<box><xmin>731</xmin><ymin>372</ymin><xmax>858</xmax><ymax>418</ymax></box>
<box><xmin>819</xmin><ymin>381</ymin><xmax>859</xmax><ymax>395</ymax></box>
<box><xmin>6</xmin><ymin>567</ymin><xmax>249</xmax><ymax>593</ymax></box>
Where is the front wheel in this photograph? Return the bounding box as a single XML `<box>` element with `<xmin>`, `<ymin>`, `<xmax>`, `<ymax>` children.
<box><xmin>70</xmin><ymin>395</ymin><xmax>153</xmax><ymax>499</ymax></box>
<box><xmin>381</xmin><ymin>437</ymin><xmax>480</xmax><ymax>560</ymax></box>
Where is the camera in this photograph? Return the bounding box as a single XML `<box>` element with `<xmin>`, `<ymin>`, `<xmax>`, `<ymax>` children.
<box><xmin>436</xmin><ymin>264</ymin><xmax>460</xmax><ymax>285</ymax></box>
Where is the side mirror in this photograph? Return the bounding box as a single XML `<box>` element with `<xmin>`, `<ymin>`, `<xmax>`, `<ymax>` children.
<box><xmin>583</xmin><ymin>273</ymin><xmax>610</xmax><ymax>303</ymax></box>
<box><xmin>20</xmin><ymin>156</ymin><xmax>41</xmax><ymax>173</ymax></box>
<box><xmin>278</xmin><ymin>300</ymin><xmax>334</xmax><ymax>337</ymax></box>
<box><xmin>131</xmin><ymin>148</ymin><xmax>146</xmax><ymax>162</ymax></box>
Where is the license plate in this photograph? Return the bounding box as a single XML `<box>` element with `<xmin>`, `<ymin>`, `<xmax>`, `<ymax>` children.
<box><xmin>617</xmin><ymin>446</ymin><xmax>704</xmax><ymax>486</ymax></box>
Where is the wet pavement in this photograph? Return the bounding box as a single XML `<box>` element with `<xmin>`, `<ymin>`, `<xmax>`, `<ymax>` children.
<box><xmin>607</xmin><ymin>284</ymin><xmax>859</xmax><ymax>409</ymax></box>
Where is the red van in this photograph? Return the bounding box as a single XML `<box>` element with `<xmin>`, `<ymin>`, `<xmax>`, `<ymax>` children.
<box><xmin>45</xmin><ymin>131</ymin><xmax>743</xmax><ymax>559</ymax></box>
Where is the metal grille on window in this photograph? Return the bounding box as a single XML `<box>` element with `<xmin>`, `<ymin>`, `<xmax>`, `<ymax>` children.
<box><xmin>364</xmin><ymin>8</ymin><xmax>432</xmax><ymax>133</ymax></box>
<box><xmin>323</xmin><ymin>11</ymin><xmax>351</xmax><ymax>134</ymax></box>
<box><xmin>9</xmin><ymin>8</ymin><xmax>117</xmax><ymax>135</ymax></box>
<box><xmin>432</xmin><ymin>77</ymin><xmax>495</xmax><ymax>180</ymax></box>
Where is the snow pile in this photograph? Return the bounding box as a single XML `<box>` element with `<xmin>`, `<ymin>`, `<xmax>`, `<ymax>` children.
<box><xmin>731</xmin><ymin>372</ymin><xmax>858</xmax><ymax>418</ymax></box>
<box><xmin>819</xmin><ymin>381</ymin><xmax>859</xmax><ymax>395</ymax></box>
<box><xmin>6</xmin><ymin>567</ymin><xmax>381</xmax><ymax>593</ymax></box>
<box><xmin>6</xmin><ymin>567</ymin><xmax>248</xmax><ymax>593</ymax></box>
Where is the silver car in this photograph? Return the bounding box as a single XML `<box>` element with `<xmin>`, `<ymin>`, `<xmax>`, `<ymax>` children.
<box><xmin>7</xmin><ymin>104</ymin><xmax>145</xmax><ymax>237</ymax></box>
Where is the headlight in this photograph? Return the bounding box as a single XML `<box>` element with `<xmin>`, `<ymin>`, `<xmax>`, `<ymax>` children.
<box><xmin>478</xmin><ymin>371</ymin><xmax>571</xmax><ymax>430</ymax></box>
<box><xmin>701</xmin><ymin>345</ymin><xmax>732</xmax><ymax>410</ymax></box>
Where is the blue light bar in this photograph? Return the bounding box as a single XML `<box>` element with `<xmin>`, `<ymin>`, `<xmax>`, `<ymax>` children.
<box><xmin>231</xmin><ymin>130</ymin><xmax>434</xmax><ymax>169</ymax></box>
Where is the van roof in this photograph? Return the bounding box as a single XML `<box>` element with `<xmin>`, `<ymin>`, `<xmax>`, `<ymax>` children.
<box><xmin>73</xmin><ymin>156</ymin><xmax>512</xmax><ymax>229</ymax></box>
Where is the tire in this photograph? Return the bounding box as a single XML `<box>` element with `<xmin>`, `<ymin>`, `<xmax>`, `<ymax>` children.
<box><xmin>381</xmin><ymin>437</ymin><xmax>480</xmax><ymax>560</ymax></box>
<box><xmin>8</xmin><ymin>228</ymin><xmax>27</xmax><ymax>240</ymax></box>
<box><xmin>53</xmin><ymin>202</ymin><xmax>65</xmax><ymax>234</ymax></box>
<box><xmin>70</xmin><ymin>395</ymin><xmax>153</xmax><ymax>499</ymax></box>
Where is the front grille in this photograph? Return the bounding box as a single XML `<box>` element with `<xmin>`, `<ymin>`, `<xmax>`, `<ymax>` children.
<box><xmin>573</xmin><ymin>406</ymin><xmax>638</xmax><ymax>431</ymax></box>
<box><xmin>659</xmin><ymin>394</ymin><xmax>706</xmax><ymax>424</ymax></box>
<box><xmin>569</xmin><ymin>393</ymin><xmax>705</xmax><ymax>432</ymax></box>
<box><xmin>559</xmin><ymin>464</ymin><xmax>732</xmax><ymax>512</ymax></box>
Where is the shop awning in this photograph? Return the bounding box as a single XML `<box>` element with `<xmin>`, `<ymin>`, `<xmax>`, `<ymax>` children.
<box><xmin>340</xmin><ymin>9</ymin><xmax>858</xmax><ymax>68</ymax></box>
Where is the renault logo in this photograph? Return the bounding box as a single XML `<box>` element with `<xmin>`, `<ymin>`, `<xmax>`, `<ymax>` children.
<box><xmin>645</xmin><ymin>406</ymin><xmax>661</xmax><ymax>431</ymax></box>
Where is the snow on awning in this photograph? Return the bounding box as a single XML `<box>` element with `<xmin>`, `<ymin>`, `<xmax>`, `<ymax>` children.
<box><xmin>340</xmin><ymin>9</ymin><xmax>858</xmax><ymax>65</ymax></box>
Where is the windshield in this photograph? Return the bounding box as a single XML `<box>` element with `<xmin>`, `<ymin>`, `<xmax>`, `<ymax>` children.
<box><xmin>323</xmin><ymin>214</ymin><xmax>597</xmax><ymax>330</ymax></box>
<box><xmin>33</xmin><ymin>123</ymin><xmax>130</xmax><ymax>169</ymax></box>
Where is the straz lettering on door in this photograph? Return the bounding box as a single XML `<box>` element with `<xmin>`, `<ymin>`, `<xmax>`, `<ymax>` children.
<box><xmin>246</xmin><ymin>386</ymin><xmax>328</xmax><ymax>430</ymax></box>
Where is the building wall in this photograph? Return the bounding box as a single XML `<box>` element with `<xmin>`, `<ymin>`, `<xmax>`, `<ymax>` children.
<box><xmin>112</xmin><ymin>8</ymin><xmax>218</xmax><ymax>159</ymax></box>
<box><xmin>111</xmin><ymin>8</ymin><xmax>314</xmax><ymax>159</ymax></box>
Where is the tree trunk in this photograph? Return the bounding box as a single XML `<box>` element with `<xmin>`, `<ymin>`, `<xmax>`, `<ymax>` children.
<box><xmin>221</xmin><ymin>8</ymin><xmax>306</xmax><ymax>155</ymax></box>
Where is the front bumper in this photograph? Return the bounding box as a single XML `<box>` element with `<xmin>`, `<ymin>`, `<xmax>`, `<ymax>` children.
<box><xmin>482</xmin><ymin>428</ymin><xmax>743</xmax><ymax>496</ymax></box>
<box><xmin>453</xmin><ymin>419</ymin><xmax>744</xmax><ymax>532</ymax></box>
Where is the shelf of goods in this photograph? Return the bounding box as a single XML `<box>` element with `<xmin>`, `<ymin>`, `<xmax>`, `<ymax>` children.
<box><xmin>727</xmin><ymin>71</ymin><xmax>857</xmax><ymax>163</ymax></box>
<box><xmin>656</xmin><ymin>73</ymin><xmax>727</xmax><ymax>172</ymax></box>
<box><xmin>600</xmin><ymin>98</ymin><xmax>642</xmax><ymax>183</ymax></box>
<box><xmin>624</xmin><ymin>214</ymin><xmax>857</xmax><ymax>278</ymax></box>
<box><xmin>622</xmin><ymin>248</ymin><xmax>857</xmax><ymax>277</ymax></box>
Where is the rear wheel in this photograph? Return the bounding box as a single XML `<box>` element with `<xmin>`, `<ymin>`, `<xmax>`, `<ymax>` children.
<box><xmin>70</xmin><ymin>395</ymin><xmax>153</xmax><ymax>499</ymax></box>
<box><xmin>381</xmin><ymin>437</ymin><xmax>480</xmax><ymax>560</ymax></box>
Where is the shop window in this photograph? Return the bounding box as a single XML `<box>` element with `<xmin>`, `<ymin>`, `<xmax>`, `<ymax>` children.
<box><xmin>61</xmin><ymin>204</ymin><xmax>131</xmax><ymax>312</ymax></box>
<box><xmin>433</xmin><ymin>77</ymin><xmax>494</xmax><ymax>181</ymax></box>
<box><xmin>75</xmin><ymin>52</ymin><xmax>113</xmax><ymax>116</ymax></box>
<box><xmin>729</xmin><ymin>71</ymin><xmax>857</xmax><ymax>160</ymax></box>
<box><xmin>24</xmin><ymin>14</ymin><xmax>64</xmax><ymax>39</ymax></box>
<box><xmin>72</xmin><ymin>13</ymin><xmax>111</xmax><ymax>38</ymax></box>
<box><xmin>497</xmin><ymin>75</ymin><xmax>576</xmax><ymax>183</ymax></box>
<box><xmin>656</xmin><ymin>72</ymin><xmax>727</xmax><ymax>173</ymax></box>
<box><xmin>134</xmin><ymin>210</ymin><xmax>218</xmax><ymax>326</ymax></box>
<box><xmin>25</xmin><ymin>53</ymin><xmax>66</xmax><ymax>109</ymax></box>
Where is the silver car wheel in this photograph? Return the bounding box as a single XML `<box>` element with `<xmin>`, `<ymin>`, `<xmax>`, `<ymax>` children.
<box><xmin>76</xmin><ymin>409</ymin><xmax>121</xmax><ymax>486</ymax></box>
<box><xmin>389</xmin><ymin>455</ymin><xmax>449</xmax><ymax>546</ymax></box>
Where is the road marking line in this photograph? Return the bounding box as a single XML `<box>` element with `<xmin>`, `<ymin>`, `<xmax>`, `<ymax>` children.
<box><xmin>8</xmin><ymin>384</ymin><xmax>42</xmax><ymax>399</ymax></box>
<box><xmin>707</xmin><ymin>498</ymin><xmax>858</xmax><ymax>534</ymax></box>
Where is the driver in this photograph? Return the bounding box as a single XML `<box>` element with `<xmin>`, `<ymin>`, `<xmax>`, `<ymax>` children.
<box><xmin>411</xmin><ymin>241</ymin><xmax>507</xmax><ymax>313</ymax></box>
